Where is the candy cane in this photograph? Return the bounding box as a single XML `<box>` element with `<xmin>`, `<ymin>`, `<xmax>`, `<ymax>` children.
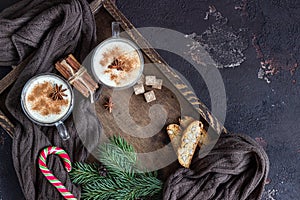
<box><xmin>38</xmin><ymin>146</ymin><xmax>77</xmax><ymax>200</ymax></box>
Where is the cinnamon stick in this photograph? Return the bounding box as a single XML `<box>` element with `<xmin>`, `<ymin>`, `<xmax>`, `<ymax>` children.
<box><xmin>73</xmin><ymin>80</ymin><xmax>90</xmax><ymax>97</ymax></box>
<box><xmin>55</xmin><ymin>62</ymin><xmax>72</xmax><ymax>78</ymax></box>
<box><xmin>55</xmin><ymin>54</ymin><xmax>99</xmax><ymax>99</ymax></box>
<box><xmin>66</xmin><ymin>54</ymin><xmax>81</xmax><ymax>71</ymax></box>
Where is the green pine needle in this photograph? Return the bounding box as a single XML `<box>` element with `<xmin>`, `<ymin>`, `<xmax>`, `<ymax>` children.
<box><xmin>99</xmin><ymin>136</ymin><xmax>143</xmax><ymax>178</ymax></box>
<box><xmin>69</xmin><ymin>162</ymin><xmax>104</xmax><ymax>185</ymax></box>
<box><xmin>70</xmin><ymin>136</ymin><xmax>163</xmax><ymax>200</ymax></box>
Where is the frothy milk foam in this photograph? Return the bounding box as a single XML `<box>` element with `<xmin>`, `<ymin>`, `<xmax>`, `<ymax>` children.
<box><xmin>23</xmin><ymin>76</ymin><xmax>72</xmax><ymax>124</ymax></box>
<box><xmin>92</xmin><ymin>39</ymin><xmax>142</xmax><ymax>88</ymax></box>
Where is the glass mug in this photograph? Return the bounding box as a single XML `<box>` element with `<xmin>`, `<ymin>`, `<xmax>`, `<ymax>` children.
<box><xmin>21</xmin><ymin>73</ymin><xmax>74</xmax><ymax>140</ymax></box>
<box><xmin>91</xmin><ymin>22</ymin><xmax>144</xmax><ymax>89</ymax></box>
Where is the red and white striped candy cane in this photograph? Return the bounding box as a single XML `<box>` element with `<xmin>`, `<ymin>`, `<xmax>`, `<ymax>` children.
<box><xmin>38</xmin><ymin>146</ymin><xmax>77</xmax><ymax>200</ymax></box>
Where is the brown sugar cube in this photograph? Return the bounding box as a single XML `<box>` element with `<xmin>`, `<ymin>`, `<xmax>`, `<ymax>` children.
<box><xmin>145</xmin><ymin>75</ymin><xmax>156</xmax><ymax>86</ymax></box>
<box><xmin>152</xmin><ymin>79</ymin><xmax>163</xmax><ymax>89</ymax></box>
<box><xmin>144</xmin><ymin>90</ymin><xmax>156</xmax><ymax>103</ymax></box>
<box><xmin>133</xmin><ymin>83</ymin><xmax>145</xmax><ymax>95</ymax></box>
<box><xmin>137</xmin><ymin>74</ymin><xmax>145</xmax><ymax>85</ymax></box>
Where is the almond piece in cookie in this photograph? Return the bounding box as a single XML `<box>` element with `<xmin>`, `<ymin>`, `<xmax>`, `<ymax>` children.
<box><xmin>180</xmin><ymin>116</ymin><xmax>209</xmax><ymax>148</ymax></box>
<box><xmin>177</xmin><ymin>121</ymin><xmax>203</xmax><ymax>168</ymax></box>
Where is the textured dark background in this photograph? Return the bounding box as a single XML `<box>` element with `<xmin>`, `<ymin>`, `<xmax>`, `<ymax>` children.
<box><xmin>1</xmin><ymin>0</ymin><xmax>299</xmax><ymax>199</ymax></box>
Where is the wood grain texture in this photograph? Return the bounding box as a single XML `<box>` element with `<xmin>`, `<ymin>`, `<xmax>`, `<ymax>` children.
<box><xmin>0</xmin><ymin>109</ymin><xmax>14</xmax><ymax>138</ymax></box>
<box><xmin>0</xmin><ymin>0</ymin><xmax>227</xmax><ymax>140</ymax></box>
<box><xmin>96</xmin><ymin>86</ymin><xmax>181</xmax><ymax>180</ymax></box>
<box><xmin>89</xmin><ymin>0</ymin><xmax>103</xmax><ymax>13</ymax></box>
<box><xmin>0</xmin><ymin>54</ymin><xmax>32</xmax><ymax>94</ymax></box>
<box><xmin>102</xmin><ymin>0</ymin><xmax>227</xmax><ymax>134</ymax></box>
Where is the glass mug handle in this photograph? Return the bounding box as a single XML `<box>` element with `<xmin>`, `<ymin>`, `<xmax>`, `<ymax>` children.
<box><xmin>112</xmin><ymin>21</ymin><xmax>120</xmax><ymax>38</ymax></box>
<box><xmin>55</xmin><ymin>121</ymin><xmax>70</xmax><ymax>140</ymax></box>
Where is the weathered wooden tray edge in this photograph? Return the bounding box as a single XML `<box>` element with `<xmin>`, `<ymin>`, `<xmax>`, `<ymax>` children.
<box><xmin>0</xmin><ymin>0</ymin><xmax>227</xmax><ymax>138</ymax></box>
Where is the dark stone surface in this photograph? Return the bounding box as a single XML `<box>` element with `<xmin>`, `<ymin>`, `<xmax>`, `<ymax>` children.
<box><xmin>117</xmin><ymin>1</ymin><xmax>300</xmax><ymax>199</ymax></box>
<box><xmin>0</xmin><ymin>0</ymin><xmax>299</xmax><ymax>200</ymax></box>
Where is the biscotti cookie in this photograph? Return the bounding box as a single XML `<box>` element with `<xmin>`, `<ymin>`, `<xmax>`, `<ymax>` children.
<box><xmin>177</xmin><ymin>121</ymin><xmax>203</xmax><ymax>168</ymax></box>
<box><xmin>180</xmin><ymin>116</ymin><xmax>209</xmax><ymax>148</ymax></box>
<box><xmin>166</xmin><ymin>124</ymin><xmax>182</xmax><ymax>154</ymax></box>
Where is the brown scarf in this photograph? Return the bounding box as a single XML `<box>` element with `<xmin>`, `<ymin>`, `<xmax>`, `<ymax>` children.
<box><xmin>0</xmin><ymin>0</ymin><xmax>101</xmax><ymax>199</ymax></box>
<box><xmin>164</xmin><ymin>134</ymin><xmax>269</xmax><ymax>200</ymax></box>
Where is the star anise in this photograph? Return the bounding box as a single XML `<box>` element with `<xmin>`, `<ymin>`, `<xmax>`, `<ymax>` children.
<box><xmin>103</xmin><ymin>96</ymin><xmax>113</xmax><ymax>113</ymax></box>
<box><xmin>49</xmin><ymin>84</ymin><xmax>68</xmax><ymax>101</ymax></box>
<box><xmin>108</xmin><ymin>58</ymin><xmax>124</xmax><ymax>71</ymax></box>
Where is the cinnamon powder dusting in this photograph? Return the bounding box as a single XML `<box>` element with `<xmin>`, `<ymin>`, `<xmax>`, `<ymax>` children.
<box><xmin>27</xmin><ymin>82</ymin><xmax>69</xmax><ymax>116</ymax></box>
<box><xmin>110</xmin><ymin>74</ymin><xmax>120</xmax><ymax>84</ymax></box>
<box><xmin>100</xmin><ymin>46</ymin><xmax>122</xmax><ymax>67</ymax></box>
<box><xmin>99</xmin><ymin>45</ymin><xmax>140</xmax><ymax>84</ymax></box>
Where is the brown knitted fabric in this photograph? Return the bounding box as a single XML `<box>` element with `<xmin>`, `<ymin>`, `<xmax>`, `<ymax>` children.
<box><xmin>0</xmin><ymin>0</ymin><xmax>101</xmax><ymax>199</ymax></box>
<box><xmin>163</xmin><ymin>134</ymin><xmax>269</xmax><ymax>200</ymax></box>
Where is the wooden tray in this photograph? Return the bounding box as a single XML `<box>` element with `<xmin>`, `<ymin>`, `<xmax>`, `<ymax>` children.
<box><xmin>0</xmin><ymin>0</ymin><xmax>227</xmax><ymax>180</ymax></box>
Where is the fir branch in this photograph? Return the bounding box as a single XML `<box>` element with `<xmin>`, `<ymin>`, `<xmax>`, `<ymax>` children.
<box><xmin>81</xmin><ymin>173</ymin><xmax>163</xmax><ymax>200</ymax></box>
<box><xmin>69</xmin><ymin>162</ymin><xmax>104</xmax><ymax>185</ymax></box>
<box><xmin>99</xmin><ymin>136</ymin><xmax>137</xmax><ymax>176</ymax></box>
<box><xmin>70</xmin><ymin>136</ymin><xmax>163</xmax><ymax>200</ymax></box>
<box><xmin>81</xmin><ymin>175</ymin><xmax>120</xmax><ymax>200</ymax></box>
